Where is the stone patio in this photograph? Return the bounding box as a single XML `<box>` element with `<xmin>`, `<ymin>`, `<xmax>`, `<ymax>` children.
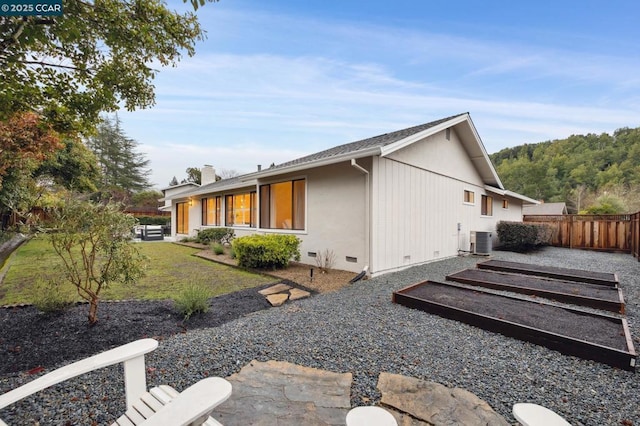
<box><xmin>210</xmin><ymin>360</ymin><xmax>509</xmax><ymax>425</ymax></box>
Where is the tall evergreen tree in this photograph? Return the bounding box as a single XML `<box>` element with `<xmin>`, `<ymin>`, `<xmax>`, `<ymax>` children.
<box><xmin>86</xmin><ymin>116</ymin><xmax>151</xmax><ymax>196</ymax></box>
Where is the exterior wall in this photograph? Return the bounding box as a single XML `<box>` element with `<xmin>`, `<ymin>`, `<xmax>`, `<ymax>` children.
<box><xmin>387</xmin><ymin>128</ymin><xmax>481</xmax><ymax>184</ymax></box>
<box><xmin>298</xmin><ymin>161</ymin><xmax>367</xmax><ymax>273</ymax></box>
<box><xmin>370</xmin><ymin>129</ymin><xmax>524</xmax><ymax>275</ymax></box>
<box><xmin>171</xmin><ymin>163</ymin><xmax>368</xmax><ymax>273</ymax></box>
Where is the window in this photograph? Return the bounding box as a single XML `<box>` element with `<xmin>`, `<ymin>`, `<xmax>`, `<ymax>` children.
<box><xmin>481</xmin><ymin>195</ymin><xmax>493</xmax><ymax>216</ymax></box>
<box><xmin>202</xmin><ymin>196</ymin><xmax>222</xmax><ymax>226</ymax></box>
<box><xmin>464</xmin><ymin>190</ymin><xmax>475</xmax><ymax>204</ymax></box>
<box><xmin>259</xmin><ymin>179</ymin><xmax>305</xmax><ymax>230</ymax></box>
<box><xmin>225</xmin><ymin>192</ymin><xmax>256</xmax><ymax>227</ymax></box>
<box><xmin>502</xmin><ymin>199</ymin><xmax>509</xmax><ymax>209</ymax></box>
<box><xmin>176</xmin><ymin>202</ymin><xmax>189</xmax><ymax>234</ymax></box>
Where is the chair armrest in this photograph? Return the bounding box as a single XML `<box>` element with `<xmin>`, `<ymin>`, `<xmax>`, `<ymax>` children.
<box><xmin>140</xmin><ymin>377</ymin><xmax>232</xmax><ymax>426</ymax></box>
<box><xmin>0</xmin><ymin>339</ymin><xmax>158</xmax><ymax>411</ymax></box>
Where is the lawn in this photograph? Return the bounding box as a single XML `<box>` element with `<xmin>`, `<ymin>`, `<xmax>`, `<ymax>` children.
<box><xmin>0</xmin><ymin>237</ymin><xmax>277</xmax><ymax>305</ymax></box>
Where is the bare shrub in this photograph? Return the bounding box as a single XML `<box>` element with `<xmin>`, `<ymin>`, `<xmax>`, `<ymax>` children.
<box><xmin>315</xmin><ymin>249</ymin><xmax>336</xmax><ymax>272</ymax></box>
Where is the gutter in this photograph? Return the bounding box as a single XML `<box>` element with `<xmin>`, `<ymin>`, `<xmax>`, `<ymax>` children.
<box><xmin>350</xmin><ymin>159</ymin><xmax>370</xmax><ymax>277</ymax></box>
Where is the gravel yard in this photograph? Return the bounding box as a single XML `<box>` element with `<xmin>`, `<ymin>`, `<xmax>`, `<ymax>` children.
<box><xmin>1</xmin><ymin>247</ymin><xmax>639</xmax><ymax>425</ymax></box>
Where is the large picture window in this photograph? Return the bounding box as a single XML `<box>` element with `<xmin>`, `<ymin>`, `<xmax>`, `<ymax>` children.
<box><xmin>176</xmin><ymin>202</ymin><xmax>189</xmax><ymax>234</ymax></box>
<box><xmin>481</xmin><ymin>195</ymin><xmax>493</xmax><ymax>216</ymax></box>
<box><xmin>202</xmin><ymin>196</ymin><xmax>222</xmax><ymax>226</ymax></box>
<box><xmin>260</xmin><ymin>179</ymin><xmax>305</xmax><ymax>230</ymax></box>
<box><xmin>225</xmin><ymin>192</ymin><xmax>256</xmax><ymax>227</ymax></box>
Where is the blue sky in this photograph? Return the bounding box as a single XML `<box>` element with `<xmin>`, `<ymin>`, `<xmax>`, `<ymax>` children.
<box><xmin>118</xmin><ymin>0</ymin><xmax>640</xmax><ymax>189</ymax></box>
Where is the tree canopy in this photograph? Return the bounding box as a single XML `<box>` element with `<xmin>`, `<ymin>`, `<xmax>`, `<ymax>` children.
<box><xmin>0</xmin><ymin>0</ymin><xmax>209</xmax><ymax>133</ymax></box>
<box><xmin>491</xmin><ymin>127</ymin><xmax>640</xmax><ymax>213</ymax></box>
<box><xmin>86</xmin><ymin>115</ymin><xmax>152</xmax><ymax>198</ymax></box>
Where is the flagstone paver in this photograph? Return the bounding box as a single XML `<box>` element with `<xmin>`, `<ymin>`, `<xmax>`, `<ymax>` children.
<box><xmin>266</xmin><ymin>293</ymin><xmax>289</xmax><ymax>307</ymax></box>
<box><xmin>259</xmin><ymin>283</ymin><xmax>293</xmax><ymax>296</ymax></box>
<box><xmin>289</xmin><ymin>288</ymin><xmax>311</xmax><ymax>300</ymax></box>
<box><xmin>377</xmin><ymin>372</ymin><xmax>510</xmax><ymax>426</ymax></box>
<box><xmin>213</xmin><ymin>360</ymin><xmax>351</xmax><ymax>425</ymax></box>
<box><xmin>210</xmin><ymin>360</ymin><xmax>509</xmax><ymax>426</ymax></box>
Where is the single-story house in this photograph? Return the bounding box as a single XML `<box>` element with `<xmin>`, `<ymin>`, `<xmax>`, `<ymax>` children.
<box><xmin>523</xmin><ymin>202</ymin><xmax>568</xmax><ymax>215</ymax></box>
<box><xmin>164</xmin><ymin>113</ymin><xmax>538</xmax><ymax>276</ymax></box>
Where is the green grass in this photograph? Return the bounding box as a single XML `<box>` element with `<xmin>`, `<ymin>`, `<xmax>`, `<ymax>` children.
<box><xmin>0</xmin><ymin>237</ymin><xmax>275</xmax><ymax>305</ymax></box>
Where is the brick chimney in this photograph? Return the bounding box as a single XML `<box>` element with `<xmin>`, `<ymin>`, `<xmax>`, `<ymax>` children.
<box><xmin>201</xmin><ymin>164</ymin><xmax>216</xmax><ymax>185</ymax></box>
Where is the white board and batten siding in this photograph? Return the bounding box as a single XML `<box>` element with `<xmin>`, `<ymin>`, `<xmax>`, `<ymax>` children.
<box><xmin>370</xmin><ymin>128</ymin><xmax>521</xmax><ymax>275</ymax></box>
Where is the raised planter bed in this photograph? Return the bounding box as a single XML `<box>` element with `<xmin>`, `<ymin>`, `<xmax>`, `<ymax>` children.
<box><xmin>477</xmin><ymin>259</ymin><xmax>618</xmax><ymax>287</ymax></box>
<box><xmin>446</xmin><ymin>269</ymin><xmax>625</xmax><ymax>313</ymax></box>
<box><xmin>392</xmin><ymin>280</ymin><xmax>636</xmax><ymax>371</ymax></box>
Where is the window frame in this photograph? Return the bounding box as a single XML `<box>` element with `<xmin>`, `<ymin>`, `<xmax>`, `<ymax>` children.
<box><xmin>463</xmin><ymin>190</ymin><xmax>475</xmax><ymax>205</ymax></box>
<box><xmin>176</xmin><ymin>202</ymin><xmax>189</xmax><ymax>234</ymax></box>
<box><xmin>225</xmin><ymin>192</ymin><xmax>257</xmax><ymax>227</ymax></box>
<box><xmin>481</xmin><ymin>194</ymin><xmax>493</xmax><ymax>216</ymax></box>
<box><xmin>502</xmin><ymin>199</ymin><xmax>509</xmax><ymax>209</ymax></box>
<box><xmin>201</xmin><ymin>196</ymin><xmax>222</xmax><ymax>226</ymax></box>
<box><xmin>259</xmin><ymin>178</ymin><xmax>306</xmax><ymax>231</ymax></box>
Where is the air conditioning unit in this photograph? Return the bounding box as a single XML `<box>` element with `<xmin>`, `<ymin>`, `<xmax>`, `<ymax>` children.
<box><xmin>470</xmin><ymin>231</ymin><xmax>492</xmax><ymax>255</ymax></box>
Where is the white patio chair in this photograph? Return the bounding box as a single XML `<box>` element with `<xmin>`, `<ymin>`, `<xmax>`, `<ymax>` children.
<box><xmin>0</xmin><ymin>339</ymin><xmax>231</xmax><ymax>426</ymax></box>
<box><xmin>346</xmin><ymin>406</ymin><xmax>398</xmax><ymax>426</ymax></box>
<box><xmin>513</xmin><ymin>403</ymin><xmax>571</xmax><ymax>426</ymax></box>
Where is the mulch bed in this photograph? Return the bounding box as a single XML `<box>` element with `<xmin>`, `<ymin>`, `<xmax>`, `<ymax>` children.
<box><xmin>0</xmin><ymin>280</ymin><xmax>311</xmax><ymax>377</ymax></box>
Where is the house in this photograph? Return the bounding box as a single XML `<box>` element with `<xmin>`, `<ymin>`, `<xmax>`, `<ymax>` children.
<box><xmin>523</xmin><ymin>202</ymin><xmax>568</xmax><ymax>215</ymax></box>
<box><xmin>164</xmin><ymin>113</ymin><xmax>538</xmax><ymax>276</ymax></box>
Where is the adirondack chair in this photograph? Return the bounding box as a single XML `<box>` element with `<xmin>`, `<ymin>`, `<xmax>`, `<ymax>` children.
<box><xmin>346</xmin><ymin>406</ymin><xmax>398</xmax><ymax>426</ymax></box>
<box><xmin>0</xmin><ymin>339</ymin><xmax>232</xmax><ymax>426</ymax></box>
<box><xmin>513</xmin><ymin>403</ymin><xmax>571</xmax><ymax>426</ymax></box>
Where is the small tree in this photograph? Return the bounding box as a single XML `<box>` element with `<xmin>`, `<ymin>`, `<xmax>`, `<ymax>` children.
<box><xmin>48</xmin><ymin>199</ymin><xmax>147</xmax><ymax>324</ymax></box>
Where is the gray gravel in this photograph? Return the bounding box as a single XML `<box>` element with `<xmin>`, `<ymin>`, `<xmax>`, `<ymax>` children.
<box><xmin>1</xmin><ymin>247</ymin><xmax>639</xmax><ymax>425</ymax></box>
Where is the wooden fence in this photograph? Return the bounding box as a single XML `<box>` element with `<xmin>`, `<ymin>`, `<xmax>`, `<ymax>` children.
<box><xmin>523</xmin><ymin>214</ymin><xmax>640</xmax><ymax>261</ymax></box>
<box><xmin>632</xmin><ymin>212</ymin><xmax>640</xmax><ymax>260</ymax></box>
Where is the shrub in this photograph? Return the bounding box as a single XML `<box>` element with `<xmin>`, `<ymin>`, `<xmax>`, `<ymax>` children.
<box><xmin>496</xmin><ymin>221</ymin><xmax>553</xmax><ymax>252</ymax></box>
<box><xmin>31</xmin><ymin>276</ymin><xmax>76</xmax><ymax>314</ymax></box>
<box><xmin>173</xmin><ymin>283</ymin><xmax>211</xmax><ymax>321</ymax></box>
<box><xmin>315</xmin><ymin>249</ymin><xmax>336</xmax><ymax>272</ymax></box>
<box><xmin>212</xmin><ymin>242</ymin><xmax>225</xmax><ymax>255</ymax></box>
<box><xmin>47</xmin><ymin>199</ymin><xmax>147</xmax><ymax>324</ymax></box>
<box><xmin>232</xmin><ymin>234</ymin><xmax>301</xmax><ymax>269</ymax></box>
<box><xmin>196</xmin><ymin>228</ymin><xmax>235</xmax><ymax>245</ymax></box>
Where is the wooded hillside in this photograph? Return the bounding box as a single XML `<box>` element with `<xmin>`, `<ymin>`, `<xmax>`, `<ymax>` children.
<box><xmin>490</xmin><ymin>127</ymin><xmax>640</xmax><ymax>214</ymax></box>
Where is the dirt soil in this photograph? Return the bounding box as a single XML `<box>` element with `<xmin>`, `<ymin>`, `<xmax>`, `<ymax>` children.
<box><xmin>191</xmin><ymin>246</ymin><xmax>359</xmax><ymax>294</ymax></box>
<box><xmin>447</xmin><ymin>269</ymin><xmax>623</xmax><ymax>313</ymax></box>
<box><xmin>478</xmin><ymin>259</ymin><xmax>618</xmax><ymax>286</ymax></box>
<box><xmin>396</xmin><ymin>281</ymin><xmax>630</xmax><ymax>352</ymax></box>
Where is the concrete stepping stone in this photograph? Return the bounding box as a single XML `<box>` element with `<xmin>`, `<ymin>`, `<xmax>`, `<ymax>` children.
<box><xmin>289</xmin><ymin>288</ymin><xmax>311</xmax><ymax>301</ymax></box>
<box><xmin>259</xmin><ymin>283</ymin><xmax>292</xmax><ymax>296</ymax></box>
<box><xmin>266</xmin><ymin>293</ymin><xmax>289</xmax><ymax>306</ymax></box>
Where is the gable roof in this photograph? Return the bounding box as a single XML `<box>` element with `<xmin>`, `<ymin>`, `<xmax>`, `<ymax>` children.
<box><xmin>166</xmin><ymin>113</ymin><xmax>509</xmax><ymax>200</ymax></box>
<box><xmin>523</xmin><ymin>202</ymin><xmax>568</xmax><ymax>215</ymax></box>
<box><xmin>243</xmin><ymin>112</ymin><xmax>503</xmax><ymax>188</ymax></box>
<box><xmin>268</xmin><ymin>114</ymin><xmax>462</xmax><ymax>172</ymax></box>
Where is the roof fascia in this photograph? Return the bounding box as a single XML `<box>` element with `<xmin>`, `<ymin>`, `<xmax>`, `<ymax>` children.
<box><xmin>164</xmin><ymin>179</ymin><xmax>258</xmax><ymax>201</ymax></box>
<box><xmin>485</xmin><ymin>185</ymin><xmax>540</xmax><ymax>204</ymax></box>
<box><xmin>465</xmin><ymin>115</ymin><xmax>504</xmax><ymax>190</ymax></box>
<box><xmin>379</xmin><ymin>114</ymin><xmax>469</xmax><ymax>158</ymax></box>
<box><xmin>240</xmin><ymin>146</ymin><xmax>381</xmax><ymax>181</ymax></box>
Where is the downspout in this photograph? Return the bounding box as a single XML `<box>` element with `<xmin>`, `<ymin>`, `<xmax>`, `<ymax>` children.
<box><xmin>351</xmin><ymin>159</ymin><xmax>370</xmax><ymax>277</ymax></box>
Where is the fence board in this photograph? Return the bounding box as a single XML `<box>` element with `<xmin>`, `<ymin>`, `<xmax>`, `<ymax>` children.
<box><xmin>523</xmin><ymin>214</ymin><xmax>636</xmax><ymax>255</ymax></box>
